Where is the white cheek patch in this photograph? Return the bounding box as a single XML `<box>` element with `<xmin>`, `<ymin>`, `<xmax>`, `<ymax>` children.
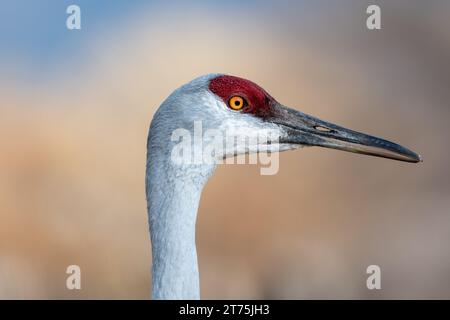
<box><xmin>211</xmin><ymin>116</ymin><xmax>284</xmax><ymax>176</ymax></box>
<box><xmin>219</xmin><ymin>117</ymin><xmax>283</xmax><ymax>145</ymax></box>
<box><xmin>172</xmin><ymin>89</ymin><xmax>288</xmax><ymax>175</ymax></box>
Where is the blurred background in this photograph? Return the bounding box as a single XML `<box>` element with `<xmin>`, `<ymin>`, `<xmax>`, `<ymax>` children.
<box><xmin>0</xmin><ymin>0</ymin><xmax>449</xmax><ymax>299</ymax></box>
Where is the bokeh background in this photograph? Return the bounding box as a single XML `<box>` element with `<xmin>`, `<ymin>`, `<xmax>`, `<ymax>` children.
<box><xmin>0</xmin><ymin>0</ymin><xmax>449</xmax><ymax>299</ymax></box>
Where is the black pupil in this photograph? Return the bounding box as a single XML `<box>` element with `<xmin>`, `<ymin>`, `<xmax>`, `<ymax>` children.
<box><xmin>234</xmin><ymin>100</ymin><xmax>241</xmax><ymax>106</ymax></box>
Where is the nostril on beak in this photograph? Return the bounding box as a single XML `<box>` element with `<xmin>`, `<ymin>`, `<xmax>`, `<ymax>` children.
<box><xmin>313</xmin><ymin>125</ymin><xmax>334</xmax><ymax>133</ymax></box>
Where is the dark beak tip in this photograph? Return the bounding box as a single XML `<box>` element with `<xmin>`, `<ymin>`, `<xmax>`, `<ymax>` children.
<box><xmin>407</xmin><ymin>151</ymin><xmax>422</xmax><ymax>163</ymax></box>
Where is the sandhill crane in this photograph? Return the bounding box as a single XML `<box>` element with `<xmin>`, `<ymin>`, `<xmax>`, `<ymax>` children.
<box><xmin>145</xmin><ymin>74</ymin><xmax>421</xmax><ymax>299</ymax></box>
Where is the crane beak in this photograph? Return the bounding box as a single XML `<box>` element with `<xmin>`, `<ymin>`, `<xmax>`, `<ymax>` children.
<box><xmin>271</xmin><ymin>104</ymin><xmax>422</xmax><ymax>163</ymax></box>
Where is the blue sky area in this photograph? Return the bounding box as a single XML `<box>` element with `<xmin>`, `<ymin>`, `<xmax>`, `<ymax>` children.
<box><xmin>0</xmin><ymin>0</ymin><xmax>314</xmax><ymax>82</ymax></box>
<box><xmin>1</xmin><ymin>1</ymin><xmax>151</xmax><ymax>63</ymax></box>
<box><xmin>0</xmin><ymin>0</ymin><xmax>277</xmax><ymax>64</ymax></box>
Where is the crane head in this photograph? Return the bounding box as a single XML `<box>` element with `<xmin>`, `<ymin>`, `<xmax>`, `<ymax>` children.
<box><xmin>152</xmin><ymin>74</ymin><xmax>421</xmax><ymax>164</ymax></box>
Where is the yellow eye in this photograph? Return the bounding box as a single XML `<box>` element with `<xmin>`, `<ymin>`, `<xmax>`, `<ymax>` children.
<box><xmin>228</xmin><ymin>96</ymin><xmax>246</xmax><ymax>110</ymax></box>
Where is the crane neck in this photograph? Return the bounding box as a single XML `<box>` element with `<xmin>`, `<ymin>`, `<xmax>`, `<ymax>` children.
<box><xmin>146</xmin><ymin>135</ymin><xmax>216</xmax><ymax>299</ymax></box>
